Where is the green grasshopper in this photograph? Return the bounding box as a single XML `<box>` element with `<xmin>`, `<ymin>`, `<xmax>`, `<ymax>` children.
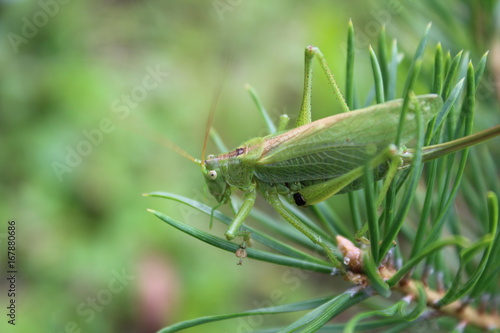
<box><xmin>174</xmin><ymin>46</ymin><xmax>499</xmax><ymax>266</ymax></box>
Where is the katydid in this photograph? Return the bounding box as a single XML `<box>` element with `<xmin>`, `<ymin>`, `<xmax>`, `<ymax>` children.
<box><xmin>175</xmin><ymin>46</ymin><xmax>499</xmax><ymax>266</ymax></box>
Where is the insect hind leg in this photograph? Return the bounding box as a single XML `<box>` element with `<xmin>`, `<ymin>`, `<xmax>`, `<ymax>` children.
<box><xmin>295</xmin><ymin>46</ymin><xmax>350</xmax><ymax>129</ymax></box>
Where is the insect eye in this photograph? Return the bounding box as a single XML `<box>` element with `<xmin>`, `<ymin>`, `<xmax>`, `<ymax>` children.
<box><xmin>207</xmin><ymin>154</ymin><xmax>215</xmax><ymax>159</ymax></box>
<box><xmin>208</xmin><ymin>170</ymin><xmax>217</xmax><ymax>180</ymax></box>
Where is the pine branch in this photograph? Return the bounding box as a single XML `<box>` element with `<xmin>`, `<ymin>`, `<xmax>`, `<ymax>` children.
<box><xmin>338</xmin><ymin>235</ymin><xmax>500</xmax><ymax>331</ymax></box>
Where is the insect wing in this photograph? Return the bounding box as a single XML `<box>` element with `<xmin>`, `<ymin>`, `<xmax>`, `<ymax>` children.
<box><xmin>254</xmin><ymin>95</ymin><xmax>442</xmax><ymax>184</ymax></box>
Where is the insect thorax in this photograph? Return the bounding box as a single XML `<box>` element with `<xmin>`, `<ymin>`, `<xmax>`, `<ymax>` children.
<box><xmin>218</xmin><ymin>138</ymin><xmax>266</xmax><ymax>191</ymax></box>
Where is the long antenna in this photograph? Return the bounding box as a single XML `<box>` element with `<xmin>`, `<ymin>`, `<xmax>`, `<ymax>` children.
<box><xmin>122</xmin><ymin>114</ymin><xmax>200</xmax><ymax>164</ymax></box>
<box><xmin>200</xmin><ymin>89</ymin><xmax>219</xmax><ymax>164</ymax></box>
<box><xmin>151</xmin><ymin>132</ymin><xmax>200</xmax><ymax>164</ymax></box>
<box><xmin>201</xmin><ymin>54</ymin><xmax>233</xmax><ymax>164</ymax></box>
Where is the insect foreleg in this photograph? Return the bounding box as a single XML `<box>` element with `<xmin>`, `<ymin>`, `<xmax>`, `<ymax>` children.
<box><xmin>266</xmin><ymin>191</ymin><xmax>344</xmax><ymax>270</ymax></box>
<box><xmin>210</xmin><ymin>201</ymin><xmax>225</xmax><ymax>229</ymax></box>
<box><xmin>225</xmin><ymin>187</ymin><xmax>257</xmax><ymax>241</ymax></box>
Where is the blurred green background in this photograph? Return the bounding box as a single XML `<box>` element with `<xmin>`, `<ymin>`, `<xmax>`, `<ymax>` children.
<box><xmin>1</xmin><ymin>1</ymin><xmax>498</xmax><ymax>332</ymax></box>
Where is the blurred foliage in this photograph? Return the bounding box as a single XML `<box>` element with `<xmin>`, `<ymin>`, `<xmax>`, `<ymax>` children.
<box><xmin>0</xmin><ymin>1</ymin><xmax>498</xmax><ymax>333</ymax></box>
